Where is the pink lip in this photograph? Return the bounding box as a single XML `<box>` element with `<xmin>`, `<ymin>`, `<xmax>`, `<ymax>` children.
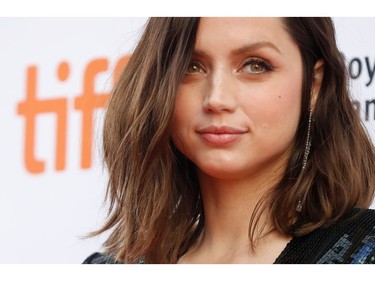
<box><xmin>196</xmin><ymin>126</ymin><xmax>248</xmax><ymax>145</ymax></box>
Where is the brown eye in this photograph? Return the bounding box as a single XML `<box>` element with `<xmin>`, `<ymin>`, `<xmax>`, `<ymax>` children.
<box><xmin>248</xmin><ymin>62</ymin><xmax>265</xmax><ymax>73</ymax></box>
<box><xmin>242</xmin><ymin>58</ymin><xmax>272</xmax><ymax>74</ymax></box>
<box><xmin>186</xmin><ymin>61</ymin><xmax>205</xmax><ymax>74</ymax></box>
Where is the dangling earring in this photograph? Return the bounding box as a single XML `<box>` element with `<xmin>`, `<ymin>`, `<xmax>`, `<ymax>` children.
<box><xmin>296</xmin><ymin>109</ymin><xmax>313</xmax><ymax>212</ymax></box>
<box><xmin>302</xmin><ymin>109</ymin><xmax>313</xmax><ymax>170</ymax></box>
<box><xmin>296</xmin><ymin>197</ymin><xmax>303</xmax><ymax>213</ymax></box>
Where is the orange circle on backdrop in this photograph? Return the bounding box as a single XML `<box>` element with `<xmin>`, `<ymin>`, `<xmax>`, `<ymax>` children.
<box><xmin>57</xmin><ymin>61</ymin><xmax>70</xmax><ymax>81</ymax></box>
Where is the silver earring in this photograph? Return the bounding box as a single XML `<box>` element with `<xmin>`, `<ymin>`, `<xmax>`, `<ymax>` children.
<box><xmin>297</xmin><ymin>109</ymin><xmax>313</xmax><ymax>212</ymax></box>
<box><xmin>302</xmin><ymin>109</ymin><xmax>313</xmax><ymax>171</ymax></box>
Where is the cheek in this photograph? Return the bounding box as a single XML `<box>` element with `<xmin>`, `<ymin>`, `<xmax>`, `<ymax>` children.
<box><xmin>171</xmin><ymin>109</ymin><xmax>185</xmax><ymax>150</ymax></box>
<box><xmin>271</xmin><ymin>72</ymin><xmax>303</xmax><ymax>114</ymax></box>
<box><xmin>171</xmin><ymin>90</ymin><xmax>198</xmax><ymax>151</ymax></box>
<box><xmin>249</xmin><ymin>80</ymin><xmax>302</xmax><ymax>138</ymax></box>
<box><xmin>271</xmin><ymin>84</ymin><xmax>302</xmax><ymax>139</ymax></box>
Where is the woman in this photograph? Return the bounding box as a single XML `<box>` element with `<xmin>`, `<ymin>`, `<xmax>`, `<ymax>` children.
<box><xmin>84</xmin><ymin>17</ymin><xmax>375</xmax><ymax>264</ymax></box>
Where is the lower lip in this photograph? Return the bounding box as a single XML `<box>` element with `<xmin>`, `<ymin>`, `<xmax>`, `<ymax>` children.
<box><xmin>200</xmin><ymin>133</ymin><xmax>243</xmax><ymax>146</ymax></box>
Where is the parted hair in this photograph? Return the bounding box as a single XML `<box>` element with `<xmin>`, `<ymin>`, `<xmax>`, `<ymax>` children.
<box><xmin>91</xmin><ymin>17</ymin><xmax>375</xmax><ymax>263</ymax></box>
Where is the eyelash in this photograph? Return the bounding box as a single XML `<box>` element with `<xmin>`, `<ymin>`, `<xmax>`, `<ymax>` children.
<box><xmin>185</xmin><ymin>57</ymin><xmax>273</xmax><ymax>75</ymax></box>
<box><xmin>186</xmin><ymin>60</ymin><xmax>206</xmax><ymax>74</ymax></box>
<box><xmin>240</xmin><ymin>57</ymin><xmax>273</xmax><ymax>75</ymax></box>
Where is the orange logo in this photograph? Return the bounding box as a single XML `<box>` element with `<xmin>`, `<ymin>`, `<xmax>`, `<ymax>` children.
<box><xmin>17</xmin><ymin>55</ymin><xmax>130</xmax><ymax>174</ymax></box>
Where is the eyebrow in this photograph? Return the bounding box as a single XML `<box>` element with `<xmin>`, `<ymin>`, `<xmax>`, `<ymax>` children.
<box><xmin>193</xmin><ymin>41</ymin><xmax>282</xmax><ymax>57</ymax></box>
<box><xmin>231</xmin><ymin>41</ymin><xmax>282</xmax><ymax>56</ymax></box>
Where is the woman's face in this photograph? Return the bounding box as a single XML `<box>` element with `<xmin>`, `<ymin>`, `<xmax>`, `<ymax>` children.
<box><xmin>171</xmin><ymin>18</ymin><xmax>303</xmax><ymax>180</ymax></box>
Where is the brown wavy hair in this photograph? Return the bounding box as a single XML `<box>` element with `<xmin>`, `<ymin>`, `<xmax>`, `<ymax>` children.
<box><xmin>91</xmin><ymin>18</ymin><xmax>375</xmax><ymax>263</ymax></box>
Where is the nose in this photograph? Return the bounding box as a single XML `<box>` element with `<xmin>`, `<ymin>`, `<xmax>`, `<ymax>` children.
<box><xmin>202</xmin><ymin>69</ymin><xmax>238</xmax><ymax>113</ymax></box>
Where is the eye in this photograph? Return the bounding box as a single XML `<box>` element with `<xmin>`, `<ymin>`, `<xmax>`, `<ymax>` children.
<box><xmin>240</xmin><ymin>58</ymin><xmax>273</xmax><ymax>75</ymax></box>
<box><xmin>186</xmin><ymin>60</ymin><xmax>205</xmax><ymax>74</ymax></box>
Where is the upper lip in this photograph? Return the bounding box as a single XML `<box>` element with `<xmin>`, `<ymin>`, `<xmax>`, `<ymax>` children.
<box><xmin>196</xmin><ymin>126</ymin><xmax>248</xmax><ymax>134</ymax></box>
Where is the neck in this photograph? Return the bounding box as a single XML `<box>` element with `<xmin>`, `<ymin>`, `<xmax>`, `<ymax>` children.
<box><xmin>178</xmin><ymin>157</ymin><xmax>292</xmax><ymax>263</ymax></box>
<box><xmin>199</xmin><ymin>172</ymin><xmax>273</xmax><ymax>245</ymax></box>
<box><xmin>178</xmin><ymin>170</ymin><xmax>291</xmax><ymax>264</ymax></box>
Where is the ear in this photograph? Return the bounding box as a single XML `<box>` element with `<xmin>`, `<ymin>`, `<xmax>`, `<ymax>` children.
<box><xmin>311</xmin><ymin>59</ymin><xmax>324</xmax><ymax>111</ymax></box>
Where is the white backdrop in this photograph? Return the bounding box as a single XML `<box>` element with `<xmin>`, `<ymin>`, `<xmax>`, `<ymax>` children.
<box><xmin>0</xmin><ymin>18</ymin><xmax>374</xmax><ymax>263</ymax></box>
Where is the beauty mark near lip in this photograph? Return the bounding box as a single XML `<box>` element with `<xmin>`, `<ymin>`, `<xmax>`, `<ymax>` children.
<box><xmin>196</xmin><ymin>126</ymin><xmax>248</xmax><ymax>145</ymax></box>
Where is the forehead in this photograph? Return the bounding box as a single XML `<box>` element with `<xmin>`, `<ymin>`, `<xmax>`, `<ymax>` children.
<box><xmin>195</xmin><ymin>17</ymin><xmax>296</xmax><ymax>54</ymax></box>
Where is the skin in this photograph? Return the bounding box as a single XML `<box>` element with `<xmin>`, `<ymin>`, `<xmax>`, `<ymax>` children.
<box><xmin>171</xmin><ymin>17</ymin><xmax>320</xmax><ymax>263</ymax></box>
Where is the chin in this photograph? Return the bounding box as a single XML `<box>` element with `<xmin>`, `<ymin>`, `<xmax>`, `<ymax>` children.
<box><xmin>197</xmin><ymin>164</ymin><xmax>249</xmax><ymax>180</ymax></box>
